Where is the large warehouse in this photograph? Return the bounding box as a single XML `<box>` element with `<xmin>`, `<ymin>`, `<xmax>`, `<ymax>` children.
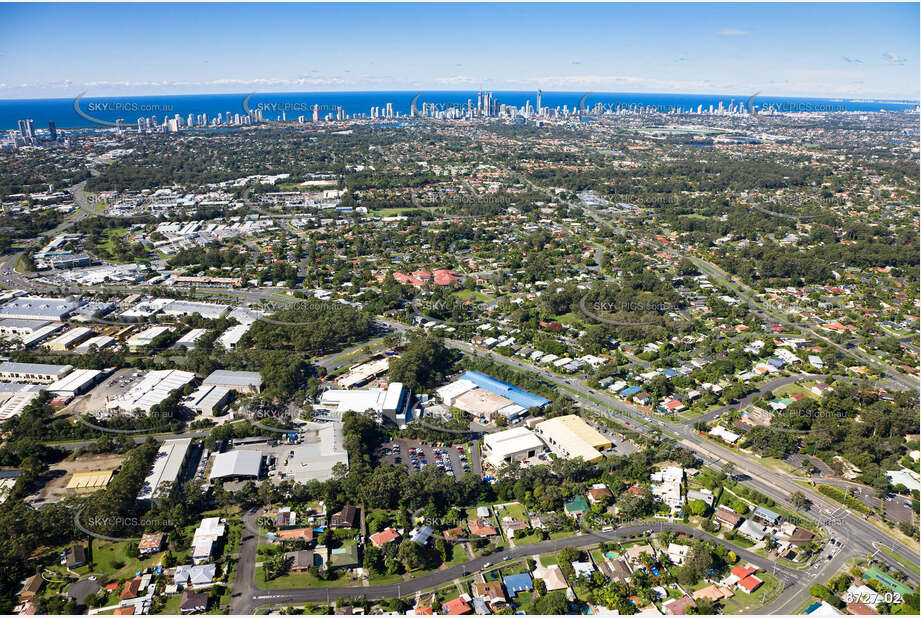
<box><xmin>138</xmin><ymin>438</ymin><xmax>193</xmax><ymax>502</ymax></box>
<box><xmin>460</xmin><ymin>371</ymin><xmax>551</xmax><ymax>409</ymax></box>
<box><xmin>436</xmin><ymin>374</ymin><xmax>535</xmax><ymax>422</ymax></box>
<box><xmin>0</xmin><ymin>361</ymin><xmax>72</xmax><ymax>383</ymax></box>
<box><xmin>0</xmin><ymin>296</ymin><xmax>82</xmax><ymax>321</ymax></box>
<box><xmin>106</xmin><ymin>369</ymin><xmax>196</xmax><ymax>414</ymax></box>
<box><xmin>534</xmin><ymin>415</ymin><xmax>612</xmax><ymax>463</ymax></box>
<box><xmin>210</xmin><ymin>450</ymin><xmax>263</xmax><ymax>481</ymax></box>
<box><xmin>482</xmin><ymin>426</ymin><xmax>546</xmax><ymax>468</ymax></box>
<box><xmin>47</xmin><ymin>368</ymin><xmax>104</xmax><ymax>397</ymax></box>
<box><xmin>317</xmin><ymin>382</ymin><xmax>410</xmax><ymax>425</ymax></box>
<box><xmin>202</xmin><ymin>369</ymin><xmax>263</xmax><ymax>394</ymax></box>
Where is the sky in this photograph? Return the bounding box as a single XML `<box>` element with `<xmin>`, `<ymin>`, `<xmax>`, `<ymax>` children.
<box><xmin>0</xmin><ymin>2</ymin><xmax>918</xmax><ymax>100</ymax></box>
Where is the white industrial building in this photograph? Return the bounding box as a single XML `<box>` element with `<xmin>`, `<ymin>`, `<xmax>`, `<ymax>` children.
<box><xmin>138</xmin><ymin>438</ymin><xmax>193</xmax><ymax>502</ymax></box>
<box><xmin>216</xmin><ymin>324</ymin><xmax>250</xmax><ymax>350</ymax></box>
<box><xmin>126</xmin><ymin>326</ymin><xmax>173</xmax><ymax>352</ymax></box>
<box><xmin>0</xmin><ymin>361</ymin><xmax>73</xmax><ymax>384</ymax></box>
<box><xmin>317</xmin><ymin>382</ymin><xmax>410</xmax><ymax>424</ymax></box>
<box><xmin>209</xmin><ymin>450</ymin><xmax>262</xmax><ymax>481</ymax></box>
<box><xmin>161</xmin><ymin>301</ymin><xmax>230</xmax><ymax>319</ymax></box>
<box><xmin>482</xmin><ymin>426</ymin><xmax>546</xmax><ymax>468</ymax></box>
<box><xmin>0</xmin><ymin>318</ymin><xmax>55</xmax><ymax>339</ymax></box>
<box><xmin>74</xmin><ymin>335</ymin><xmax>116</xmax><ymax>353</ymax></box>
<box><xmin>185</xmin><ymin>384</ymin><xmax>231</xmax><ymax>416</ymax></box>
<box><xmin>106</xmin><ymin>369</ymin><xmax>196</xmax><ymax>414</ymax></box>
<box><xmin>0</xmin><ymin>318</ymin><xmax>67</xmax><ymax>348</ymax></box>
<box><xmin>202</xmin><ymin>370</ymin><xmax>262</xmax><ymax>394</ymax></box>
<box><xmin>436</xmin><ymin>379</ymin><xmax>478</xmax><ymax>406</ymax></box>
<box><xmin>21</xmin><ymin>322</ymin><xmax>67</xmax><ymax>348</ymax></box>
<box><xmin>47</xmin><ymin>368</ymin><xmax>104</xmax><ymax>397</ymax></box>
<box><xmin>0</xmin><ymin>390</ymin><xmax>42</xmax><ymax>421</ymax></box>
<box><xmin>335</xmin><ymin>357</ymin><xmax>391</xmax><ymax>388</ymax></box>
<box><xmin>176</xmin><ymin>329</ymin><xmax>208</xmax><ymax>350</ymax></box>
<box><xmin>45</xmin><ymin>326</ymin><xmax>94</xmax><ymax>351</ymax></box>
<box><xmin>0</xmin><ymin>296</ymin><xmax>83</xmax><ymax>321</ymax></box>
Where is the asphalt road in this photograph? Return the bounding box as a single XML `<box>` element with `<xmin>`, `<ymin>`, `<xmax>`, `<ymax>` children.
<box><xmin>689</xmin><ymin>373</ymin><xmax>821</xmax><ymax>425</ymax></box>
<box><xmin>233</xmin><ymin>512</ymin><xmax>799</xmax><ymax>612</ymax></box>
<box><xmin>430</xmin><ymin>334</ymin><xmax>920</xmax><ymax>581</ymax></box>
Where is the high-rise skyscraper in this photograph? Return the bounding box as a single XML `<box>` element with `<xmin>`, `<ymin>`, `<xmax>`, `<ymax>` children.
<box><xmin>536</xmin><ymin>90</ymin><xmax>542</xmax><ymax>116</ymax></box>
<box><xmin>48</xmin><ymin>121</ymin><xmax>56</xmax><ymax>141</ymax></box>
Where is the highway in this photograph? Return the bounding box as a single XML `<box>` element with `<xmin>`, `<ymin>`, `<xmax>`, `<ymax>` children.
<box><xmin>371</xmin><ymin>316</ymin><xmax>919</xmax><ymax>583</ymax></box>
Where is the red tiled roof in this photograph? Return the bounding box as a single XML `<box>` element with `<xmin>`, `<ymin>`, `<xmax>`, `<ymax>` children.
<box><xmin>369</xmin><ymin>527</ymin><xmax>400</xmax><ymax>548</ymax></box>
<box><xmin>731</xmin><ymin>565</ymin><xmax>757</xmax><ymax>579</ymax></box>
<box><xmin>738</xmin><ymin>575</ymin><xmax>762</xmax><ymax>593</ymax></box>
<box><xmin>120</xmin><ymin>578</ymin><xmax>142</xmax><ymax>601</ymax></box>
<box><xmin>277</xmin><ymin>528</ymin><xmax>314</xmax><ymax>542</ymax></box>
<box><xmin>442</xmin><ymin>597</ymin><xmax>472</xmax><ymax>615</ymax></box>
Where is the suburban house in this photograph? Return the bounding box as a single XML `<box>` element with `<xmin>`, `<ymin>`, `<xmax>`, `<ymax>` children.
<box><xmin>467</xmin><ymin>518</ymin><xmax>498</xmax><ymax>537</ymax></box>
<box><xmin>473</xmin><ymin>581</ymin><xmax>508</xmax><ymax>609</ymax></box>
<box><xmin>138</xmin><ymin>532</ymin><xmax>167</xmax><ymax>556</ymax></box>
<box><xmin>442</xmin><ymin>596</ymin><xmax>472</xmax><ymax>615</ymax></box>
<box><xmin>586</xmin><ymin>483</ymin><xmax>613</xmax><ymax>504</ymax></box>
<box><xmin>533</xmin><ymin>565</ymin><xmax>568</xmax><ymax>591</ymax></box>
<box><xmin>715</xmin><ymin>506</ymin><xmax>743</xmax><ymax>529</ymax></box>
<box><xmin>179</xmin><ymin>589</ymin><xmax>209</xmax><ymax>614</ymax></box>
<box><xmin>502</xmin><ymin>573</ymin><xmax>534</xmax><ymax>598</ymax></box>
<box><xmin>330</xmin><ymin>506</ymin><xmax>359</xmax><ymax>529</ymax></box>
<box><xmin>662</xmin><ymin>596</ymin><xmax>697</xmax><ymax>615</ymax></box>
<box><xmin>174</xmin><ymin>564</ymin><xmax>216</xmax><ymax>588</ymax></box>
<box><xmin>18</xmin><ymin>575</ymin><xmax>43</xmax><ymax>602</ymax></box>
<box><xmin>66</xmin><ymin>545</ymin><xmax>88</xmax><ymax>569</ymax></box>
<box><xmin>564</xmin><ymin>495</ymin><xmax>589</xmax><ymax>518</ymax></box>
<box><xmin>738</xmin><ymin>519</ymin><xmax>768</xmax><ymax>542</ymax></box>
<box><xmin>369</xmin><ymin>527</ymin><xmax>400</xmax><ymax>548</ymax></box>
<box><xmin>667</xmin><ymin>543</ymin><xmax>691</xmax><ymax>566</ymax></box>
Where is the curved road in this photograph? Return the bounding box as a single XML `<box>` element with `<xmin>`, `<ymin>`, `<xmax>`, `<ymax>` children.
<box><xmin>231</xmin><ymin>512</ymin><xmax>798</xmax><ymax>613</ymax></box>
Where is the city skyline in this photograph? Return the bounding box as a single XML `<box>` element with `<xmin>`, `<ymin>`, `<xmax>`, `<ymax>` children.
<box><xmin>0</xmin><ymin>2</ymin><xmax>918</xmax><ymax>100</ymax></box>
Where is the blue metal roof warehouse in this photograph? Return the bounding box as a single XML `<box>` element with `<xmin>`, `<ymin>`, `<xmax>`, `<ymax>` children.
<box><xmin>459</xmin><ymin>370</ymin><xmax>551</xmax><ymax>409</ymax></box>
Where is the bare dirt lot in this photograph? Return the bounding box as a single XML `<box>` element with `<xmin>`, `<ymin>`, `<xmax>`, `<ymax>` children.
<box><xmin>29</xmin><ymin>453</ymin><xmax>126</xmax><ymax>504</ymax></box>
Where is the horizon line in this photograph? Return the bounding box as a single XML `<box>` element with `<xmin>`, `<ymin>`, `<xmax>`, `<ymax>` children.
<box><xmin>0</xmin><ymin>89</ymin><xmax>918</xmax><ymax>105</ymax></box>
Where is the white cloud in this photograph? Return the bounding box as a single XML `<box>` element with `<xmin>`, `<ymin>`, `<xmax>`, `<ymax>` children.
<box><xmin>717</xmin><ymin>28</ymin><xmax>750</xmax><ymax>37</ymax></box>
<box><xmin>882</xmin><ymin>51</ymin><xmax>906</xmax><ymax>65</ymax></box>
<box><xmin>434</xmin><ymin>75</ymin><xmax>479</xmax><ymax>86</ymax></box>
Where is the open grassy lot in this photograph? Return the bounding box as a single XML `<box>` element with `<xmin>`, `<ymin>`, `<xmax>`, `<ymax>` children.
<box><xmin>154</xmin><ymin>593</ymin><xmax>183</xmax><ymax>615</ymax></box>
<box><xmin>512</xmin><ymin>530</ymin><xmax>547</xmax><ymax>545</ymax></box>
<box><xmin>368</xmin><ymin>572</ymin><xmax>404</xmax><ymax>585</ymax></box>
<box><xmin>90</xmin><ymin>539</ymin><xmax>163</xmax><ymax>581</ymax></box>
<box><xmin>255</xmin><ymin>565</ymin><xmax>350</xmax><ymax>589</ymax></box>
<box><xmin>721</xmin><ymin>571</ymin><xmax>782</xmax><ymax>612</ymax></box>
<box><xmin>495</xmin><ymin>502</ymin><xmax>529</xmax><ymax>521</ymax></box>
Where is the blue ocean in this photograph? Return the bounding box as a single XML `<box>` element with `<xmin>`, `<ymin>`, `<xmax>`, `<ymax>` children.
<box><xmin>0</xmin><ymin>90</ymin><xmax>917</xmax><ymax>130</ymax></box>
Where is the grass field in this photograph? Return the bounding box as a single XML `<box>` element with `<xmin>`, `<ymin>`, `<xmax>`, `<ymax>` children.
<box><xmin>90</xmin><ymin>539</ymin><xmax>162</xmax><ymax>581</ymax></box>
<box><xmin>495</xmin><ymin>502</ymin><xmax>529</xmax><ymax>521</ymax></box>
<box><xmin>368</xmin><ymin>572</ymin><xmax>404</xmax><ymax>585</ymax></box>
<box><xmin>154</xmin><ymin>594</ymin><xmax>183</xmax><ymax>615</ymax></box>
<box><xmin>98</xmin><ymin>227</ymin><xmax>131</xmax><ymax>262</ymax></box>
<box><xmin>255</xmin><ymin>565</ymin><xmax>349</xmax><ymax>589</ymax></box>
<box><xmin>513</xmin><ymin>530</ymin><xmax>547</xmax><ymax>545</ymax></box>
